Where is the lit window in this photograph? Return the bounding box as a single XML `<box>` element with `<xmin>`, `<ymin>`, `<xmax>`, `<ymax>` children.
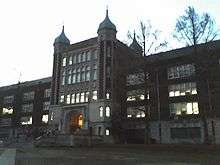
<box><xmin>71</xmin><ymin>94</ymin><xmax>75</xmax><ymax>104</ymax></box>
<box><xmin>76</xmin><ymin>93</ymin><xmax>80</xmax><ymax>103</ymax></box>
<box><xmin>78</xmin><ymin>114</ymin><xmax>83</xmax><ymax>128</ymax></box>
<box><xmin>62</xmin><ymin>57</ymin><xmax>66</xmax><ymax>66</ymax></box>
<box><xmin>60</xmin><ymin>95</ymin><xmax>64</xmax><ymax>103</ymax></box>
<box><xmin>42</xmin><ymin>115</ymin><xmax>49</xmax><ymax>124</ymax></box>
<box><xmin>127</xmin><ymin>114</ymin><xmax>132</xmax><ymax>118</ymax></box>
<box><xmin>99</xmin><ymin>106</ymin><xmax>103</xmax><ymax>117</ymax></box>
<box><xmin>69</xmin><ymin>56</ymin><xmax>73</xmax><ymax>65</ymax></box>
<box><xmin>43</xmin><ymin>102</ymin><xmax>50</xmax><ymax>111</ymax></box>
<box><xmin>170</xmin><ymin>102</ymin><xmax>199</xmax><ymax>116</ymax></box>
<box><xmin>168</xmin><ymin>82</ymin><xmax>197</xmax><ymax>97</ymax></box>
<box><xmin>66</xmin><ymin>94</ymin><xmax>71</xmax><ymax>104</ymax></box>
<box><xmin>126</xmin><ymin>89</ymin><xmax>148</xmax><ymax>101</ymax></box>
<box><xmin>106</xmin><ymin>106</ymin><xmax>110</xmax><ymax>117</ymax></box>
<box><xmin>105</xmin><ymin>129</ymin><xmax>110</xmax><ymax>136</ymax></box>
<box><xmin>127</xmin><ymin>106</ymin><xmax>146</xmax><ymax>118</ymax></box>
<box><xmin>92</xmin><ymin>91</ymin><xmax>97</xmax><ymax>101</ymax></box>
<box><xmin>21</xmin><ymin>116</ymin><xmax>32</xmax><ymax>125</ymax></box>
<box><xmin>106</xmin><ymin>93</ymin><xmax>110</xmax><ymax>99</ymax></box>
<box><xmin>44</xmin><ymin>89</ymin><xmax>51</xmax><ymax>98</ymax></box>
<box><xmin>85</xmin><ymin>92</ymin><xmax>89</xmax><ymax>102</ymax></box>
<box><xmin>2</xmin><ymin>107</ymin><xmax>13</xmax><ymax>115</ymax></box>
<box><xmin>80</xmin><ymin>92</ymin><xmax>85</xmax><ymax>103</ymax></box>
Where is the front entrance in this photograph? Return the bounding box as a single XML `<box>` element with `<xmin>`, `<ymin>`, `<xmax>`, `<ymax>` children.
<box><xmin>69</xmin><ymin>114</ymin><xmax>83</xmax><ymax>133</ymax></box>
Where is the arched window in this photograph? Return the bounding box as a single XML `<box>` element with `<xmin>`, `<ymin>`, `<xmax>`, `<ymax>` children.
<box><xmin>99</xmin><ymin>106</ymin><xmax>103</xmax><ymax>117</ymax></box>
<box><xmin>106</xmin><ymin>106</ymin><xmax>110</xmax><ymax>117</ymax></box>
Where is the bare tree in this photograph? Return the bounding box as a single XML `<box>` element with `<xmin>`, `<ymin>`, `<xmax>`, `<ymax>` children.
<box><xmin>173</xmin><ymin>6</ymin><xmax>219</xmax><ymax>144</ymax></box>
<box><xmin>128</xmin><ymin>21</ymin><xmax>168</xmax><ymax>56</ymax></box>
<box><xmin>174</xmin><ymin>6</ymin><xmax>219</xmax><ymax>46</ymax></box>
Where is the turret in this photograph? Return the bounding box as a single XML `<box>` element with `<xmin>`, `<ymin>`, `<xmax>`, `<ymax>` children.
<box><xmin>129</xmin><ymin>31</ymin><xmax>142</xmax><ymax>55</ymax></box>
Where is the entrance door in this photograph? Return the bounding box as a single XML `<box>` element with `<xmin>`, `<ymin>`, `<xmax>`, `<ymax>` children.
<box><xmin>70</xmin><ymin>114</ymin><xmax>83</xmax><ymax>133</ymax></box>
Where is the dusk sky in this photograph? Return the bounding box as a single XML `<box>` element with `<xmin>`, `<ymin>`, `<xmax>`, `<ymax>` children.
<box><xmin>0</xmin><ymin>0</ymin><xmax>219</xmax><ymax>86</ymax></box>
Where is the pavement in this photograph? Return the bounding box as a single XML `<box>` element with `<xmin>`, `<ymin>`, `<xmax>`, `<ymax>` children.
<box><xmin>0</xmin><ymin>144</ymin><xmax>220</xmax><ymax>165</ymax></box>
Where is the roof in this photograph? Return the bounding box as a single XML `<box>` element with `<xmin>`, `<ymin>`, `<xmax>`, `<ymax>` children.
<box><xmin>129</xmin><ymin>32</ymin><xmax>142</xmax><ymax>54</ymax></box>
<box><xmin>54</xmin><ymin>26</ymin><xmax>70</xmax><ymax>45</ymax></box>
<box><xmin>145</xmin><ymin>40</ymin><xmax>220</xmax><ymax>63</ymax></box>
<box><xmin>67</xmin><ymin>37</ymin><xmax>98</xmax><ymax>51</ymax></box>
<box><xmin>0</xmin><ymin>77</ymin><xmax>52</xmax><ymax>91</ymax></box>
<box><xmin>98</xmin><ymin>9</ymin><xmax>116</xmax><ymax>32</ymax></box>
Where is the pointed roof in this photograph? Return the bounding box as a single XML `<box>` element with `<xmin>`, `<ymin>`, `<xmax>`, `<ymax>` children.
<box><xmin>54</xmin><ymin>26</ymin><xmax>70</xmax><ymax>44</ymax></box>
<box><xmin>98</xmin><ymin>9</ymin><xmax>116</xmax><ymax>32</ymax></box>
<box><xmin>129</xmin><ymin>31</ymin><xmax>142</xmax><ymax>54</ymax></box>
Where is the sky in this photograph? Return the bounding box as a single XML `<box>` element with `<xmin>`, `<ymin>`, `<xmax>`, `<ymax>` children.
<box><xmin>0</xmin><ymin>0</ymin><xmax>219</xmax><ymax>86</ymax></box>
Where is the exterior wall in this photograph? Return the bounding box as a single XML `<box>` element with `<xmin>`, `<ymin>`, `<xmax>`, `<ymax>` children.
<box><xmin>0</xmin><ymin>78</ymin><xmax>51</xmax><ymax>139</ymax></box>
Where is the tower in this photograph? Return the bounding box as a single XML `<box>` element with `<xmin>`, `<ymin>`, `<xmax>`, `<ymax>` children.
<box><xmin>129</xmin><ymin>31</ymin><xmax>142</xmax><ymax>55</ymax></box>
<box><xmin>97</xmin><ymin>9</ymin><xmax>117</xmax><ymax>100</ymax></box>
<box><xmin>51</xmin><ymin>26</ymin><xmax>70</xmax><ymax>105</ymax></box>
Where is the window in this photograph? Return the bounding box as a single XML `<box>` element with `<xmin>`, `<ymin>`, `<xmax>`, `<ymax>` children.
<box><xmin>127</xmin><ymin>106</ymin><xmax>146</xmax><ymax>118</ymax></box>
<box><xmin>62</xmin><ymin>57</ymin><xmax>66</xmax><ymax>66</ymax></box>
<box><xmin>2</xmin><ymin>107</ymin><xmax>13</xmax><ymax>115</ymax></box>
<box><xmin>42</xmin><ymin>115</ymin><xmax>49</xmax><ymax>124</ymax></box>
<box><xmin>170</xmin><ymin>102</ymin><xmax>199</xmax><ymax>116</ymax></box>
<box><xmin>67</xmin><ymin>70</ymin><xmax>72</xmax><ymax>84</ymax></box>
<box><xmin>77</xmin><ymin>54</ymin><xmax>81</xmax><ymax>63</ymax></box>
<box><xmin>61</xmin><ymin>70</ymin><xmax>66</xmax><ymax>85</ymax></box>
<box><xmin>20</xmin><ymin>116</ymin><xmax>32</xmax><ymax>125</ymax></box>
<box><xmin>1</xmin><ymin>118</ymin><xmax>11</xmax><ymax>126</ymax></box>
<box><xmin>168</xmin><ymin>82</ymin><xmax>197</xmax><ymax>97</ymax></box>
<box><xmin>85</xmin><ymin>92</ymin><xmax>89</xmax><ymax>102</ymax></box>
<box><xmin>105</xmin><ymin>129</ymin><xmax>110</xmax><ymax>136</ymax></box>
<box><xmin>86</xmin><ymin>51</ymin><xmax>91</xmax><ymax>61</ymax></box>
<box><xmin>99</xmin><ymin>106</ymin><xmax>103</xmax><ymax>117</ymax></box>
<box><xmin>44</xmin><ymin>89</ymin><xmax>51</xmax><ymax>98</ymax></box>
<box><xmin>3</xmin><ymin>95</ymin><xmax>14</xmax><ymax>104</ymax></box>
<box><xmin>66</xmin><ymin>94</ymin><xmax>71</xmax><ymax>104</ymax></box>
<box><xmin>106</xmin><ymin>106</ymin><xmax>110</xmax><ymax>117</ymax></box>
<box><xmin>23</xmin><ymin>91</ymin><xmax>35</xmax><ymax>101</ymax></box>
<box><xmin>43</xmin><ymin>102</ymin><xmax>50</xmax><ymax>111</ymax></box>
<box><xmin>82</xmin><ymin>52</ymin><xmax>86</xmax><ymax>62</ymax></box>
<box><xmin>126</xmin><ymin>72</ymin><xmax>146</xmax><ymax>86</ymax></box>
<box><xmin>168</xmin><ymin>64</ymin><xmax>195</xmax><ymax>79</ymax></box>
<box><xmin>76</xmin><ymin>68</ymin><xmax>80</xmax><ymax>83</ymax></box>
<box><xmin>71</xmin><ymin>94</ymin><xmax>75</xmax><ymax>104</ymax></box>
<box><xmin>60</xmin><ymin>95</ymin><xmax>64</xmax><ymax>103</ymax></box>
<box><xmin>80</xmin><ymin>92</ymin><xmax>85</xmax><ymax>103</ymax></box>
<box><xmin>106</xmin><ymin>93</ymin><xmax>110</xmax><ymax>99</ymax></box>
<box><xmin>81</xmin><ymin>67</ymin><xmax>86</xmax><ymax>82</ymax></box>
<box><xmin>73</xmin><ymin>55</ymin><xmax>76</xmax><ymax>64</ymax></box>
<box><xmin>86</xmin><ymin>66</ymin><xmax>90</xmax><ymax>81</ymax></box>
<box><xmin>22</xmin><ymin>104</ymin><xmax>33</xmax><ymax>113</ymax></box>
<box><xmin>127</xmin><ymin>89</ymin><xmax>149</xmax><ymax>101</ymax></box>
<box><xmin>92</xmin><ymin>91</ymin><xmax>97</xmax><ymax>101</ymax></box>
<box><xmin>93</xmin><ymin>50</ymin><xmax>98</xmax><ymax>59</ymax></box>
<box><xmin>76</xmin><ymin>93</ymin><xmax>80</xmax><ymax>103</ymax></box>
<box><xmin>92</xmin><ymin>64</ymin><xmax>97</xmax><ymax>80</ymax></box>
<box><xmin>170</xmin><ymin>127</ymin><xmax>201</xmax><ymax>139</ymax></box>
<box><xmin>72</xmin><ymin>69</ymin><xmax>76</xmax><ymax>84</ymax></box>
<box><xmin>69</xmin><ymin>56</ymin><xmax>73</xmax><ymax>65</ymax></box>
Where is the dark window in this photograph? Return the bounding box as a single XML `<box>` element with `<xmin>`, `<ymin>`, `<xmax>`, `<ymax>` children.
<box><xmin>170</xmin><ymin>127</ymin><xmax>201</xmax><ymax>139</ymax></box>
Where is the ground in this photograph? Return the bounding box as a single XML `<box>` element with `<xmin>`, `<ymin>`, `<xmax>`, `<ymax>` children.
<box><xmin>1</xmin><ymin>144</ymin><xmax>220</xmax><ymax>165</ymax></box>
